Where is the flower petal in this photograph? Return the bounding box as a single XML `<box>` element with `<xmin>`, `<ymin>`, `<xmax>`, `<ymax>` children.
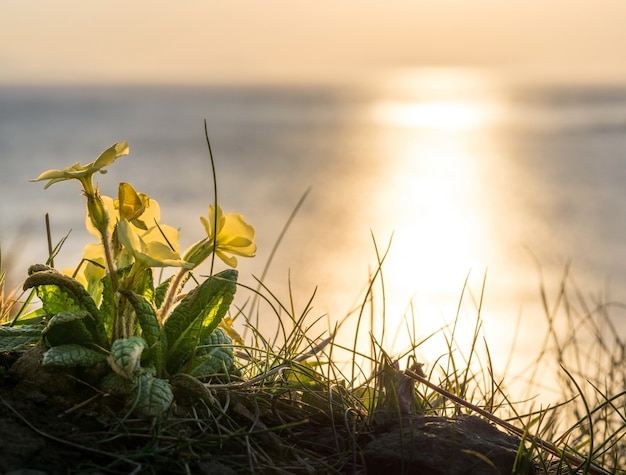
<box><xmin>93</xmin><ymin>142</ymin><xmax>130</xmax><ymax>170</ymax></box>
<box><xmin>118</xmin><ymin>182</ymin><xmax>146</xmax><ymax>222</ymax></box>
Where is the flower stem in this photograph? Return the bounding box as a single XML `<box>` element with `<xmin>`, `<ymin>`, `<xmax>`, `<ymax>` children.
<box><xmin>100</xmin><ymin>228</ymin><xmax>122</xmax><ymax>340</ymax></box>
<box><xmin>158</xmin><ymin>267</ymin><xmax>188</xmax><ymax>322</ymax></box>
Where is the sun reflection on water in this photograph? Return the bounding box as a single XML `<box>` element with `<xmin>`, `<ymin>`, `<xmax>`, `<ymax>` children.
<box><xmin>373</xmin><ymin>100</ymin><xmax>498</xmax><ymax>130</ymax></box>
<box><xmin>362</xmin><ymin>68</ymin><xmax>515</xmax><ymax>358</ymax></box>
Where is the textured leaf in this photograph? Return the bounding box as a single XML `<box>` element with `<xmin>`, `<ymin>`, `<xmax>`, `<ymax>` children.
<box><xmin>42</xmin><ymin>310</ymin><xmax>99</xmax><ymax>347</ymax></box>
<box><xmin>188</xmin><ymin>328</ymin><xmax>234</xmax><ymax>377</ymax></box>
<box><xmin>131</xmin><ymin>373</ymin><xmax>174</xmax><ymax>418</ymax></box>
<box><xmin>42</xmin><ymin>344</ymin><xmax>108</xmax><ymax>367</ymax></box>
<box><xmin>24</xmin><ymin>267</ymin><xmax>108</xmax><ymax>347</ymax></box>
<box><xmin>170</xmin><ymin>372</ymin><xmax>217</xmax><ymax>404</ymax></box>
<box><xmin>99</xmin><ymin>274</ymin><xmax>115</xmax><ymax>337</ymax></box>
<box><xmin>119</xmin><ymin>289</ymin><xmax>167</xmax><ymax>377</ymax></box>
<box><xmin>163</xmin><ymin>269</ymin><xmax>237</xmax><ymax>374</ymax></box>
<box><xmin>108</xmin><ymin>336</ymin><xmax>147</xmax><ymax>380</ymax></box>
<box><xmin>154</xmin><ymin>276</ymin><xmax>172</xmax><ymax>309</ymax></box>
<box><xmin>35</xmin><ymin>282</ymin><xmax>80</xmax><ymax>314</ymax></box>
<box><xmin>98</xmin><ymin>265</ymin><xmax>135</xmax><ymax>340</ymax></box>
<box><xmin>99</xmin><ymin>371</ymin><xmax>136</xmax><ymax>396</ymax></box>
<box><xmin>139</xmin><ymin>267</ymin><xmax>155</xmax><ymax>302</ymax></box>
<box><xmin>118</xmin><ymin>290</ymin><xmax>159</xmax><ymax>348</ymax></box>
<box><xmin>24</xmin><ymin>266</ymin><xmax>99</xmax><ymax>316</ymax></box>
<box><xmin>0</xmin><ymin>325</ymin><xmax>42</xmax><ymax>351</ymax></box>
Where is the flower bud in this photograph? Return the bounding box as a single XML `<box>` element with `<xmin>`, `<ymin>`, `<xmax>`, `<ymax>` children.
<box><xmin>182</xmin><ymin>238</ymin><xmax>215</xmax><ymax>268</ymax></box>
<box><xmin>86</xmin><ymin>190</ymin><xmax>110</xmax><ymax>237</ymax></box>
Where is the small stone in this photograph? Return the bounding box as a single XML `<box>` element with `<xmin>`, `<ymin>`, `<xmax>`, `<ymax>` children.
<box><xmin>364</xmin><ymin>414</ymin><xmax>531</xmax><ymax>475</ymax></box>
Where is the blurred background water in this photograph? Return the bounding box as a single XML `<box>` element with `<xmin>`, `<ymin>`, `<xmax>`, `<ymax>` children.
<box><xmin>2</xmin><ymin>68</ymin><xmax>626</xmax><ymax>383</ymax></box>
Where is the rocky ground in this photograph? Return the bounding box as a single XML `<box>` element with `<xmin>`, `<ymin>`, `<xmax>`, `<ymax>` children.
<box><xmin>0</xmin><ymin>347</ymin><xmax>533</xmax><ymax>475</ymax></box>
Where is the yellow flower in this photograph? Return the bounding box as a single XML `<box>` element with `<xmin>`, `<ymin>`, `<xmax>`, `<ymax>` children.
<box><xmin>31</xmin><ymin>142</ymin><xmax>129</xmax><ymax>194</ymax></box>
<box><xmin>71</xmin><ymin>184</ymin><xmax>187</xmax><ymax>299</ymax></box>
<box><xmin>117</xmin><ymin>219</ymin><xmax>191</xmax><ymax>269</ymax></box>
<box><xmin>219</xmin><ymin>316</ymin><xmax>244</xmax><ymax>345</ymax></box>
<box><xmin>118</xmin><ymin>182</ymin><xmax>147</xmax><ymax>223</ymax></box>
<box><xmin>82</xmin><ymin>185</ymin><xmax>181</xmax><ymax>267</ymax></box>
<box><xmin>184</xmin><ymin>204</ymin><xmax>256</xmax><ymax>268</ymax></box>
<box><xmin>32</xmin><ymin>143</ymin><xmax>130</xmax><ymax>235</ymax></box>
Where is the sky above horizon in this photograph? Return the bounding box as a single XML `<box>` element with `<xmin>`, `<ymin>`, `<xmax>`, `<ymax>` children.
<box><xmin>2</xmin><ymin>0</ymin><xmax>626</xmax><ymax>85</ymax></box>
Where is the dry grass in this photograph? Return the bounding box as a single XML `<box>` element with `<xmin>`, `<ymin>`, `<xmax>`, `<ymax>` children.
<box><xmin>1</xmin><ymin>232</ymin><xmax>625</xmax><ymax>474</ymax></box>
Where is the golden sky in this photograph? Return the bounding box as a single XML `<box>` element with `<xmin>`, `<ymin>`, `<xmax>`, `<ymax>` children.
<box><xmin>2</xmin><ymin>0</ymin><xmax>626</xmax><ymax>85</ymax></box>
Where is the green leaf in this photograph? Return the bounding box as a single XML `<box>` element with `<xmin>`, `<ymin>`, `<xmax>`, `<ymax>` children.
<box><xmin>32</xmin><ymin>280</ymin><xmax>82</xmax><ymax>315</ymax></box>
<box><xmin>108</xmin><ymin>336</ymin><xmax>147</xmax><ymax>380</ymax></box>
<box><xmin>42</xmin><ymin>344</ymin><xmax>108</xmax><ymax>367</ymax></box>
<box><xmin>131</xmin><ymin>372</ymin><xmax>174</xmax><ymax>418</ymax></box>
<box><xmin>119</xmin><ymin>289</ymin><xmax>167</xmax><ymax>377</ymax></box>
<box><xmin>0</xmin><ymin>325</ymin><xmax>42</xmax><ymax>351</ymax></box>
<box><xmin>163</xmin><ymin>269</ymin><xmax>237</xmax><ymax>375</ymax></box>
<box><xmin>188</xmin><ymin>328</ymin><xmax>234</xmax><ymax>377</ymax></box>
<box><xmin>99</xmin><ymin>274</ymin><xmax>115</xmax><ymax>338</ymax></box>
<box><xmin>24</xmin><ymin>267</ymin><xmax>108</xmax><ymax>347</ymax></box>
<box><xmin>154</xmin><ymin>276</ymin><xmax>172</xmax><ymax>309</ymax></box>
<box><xmin>98</xmin><ymin>265</ymin><xmax>134</xmax><ymax>339</ymax></box>
<box><xmin>24</xmin><ymin>266</ymin><xmax>99</xmax><ymax>317</ymax></box>
<box><xmin>100</xmin><ymin>371</ymin><xmax>136</xmax><ymax>396</ymax></box>
<box><xmin>9</xmin><ymin>309</ymin><xmax>46</xmax><ymax>326</ymax></box>
<box><xmin>42</xmin><ymin>310</ymin><xmax>100</xmax><ymax>347</ymax></box>
<box><xmin>139</xmin><ymin>267</ymin><xmax>155</xmax><ymax>302</ymax></box>
<box><xmin>170</xmin><ymin>372</ymin><xmax>217</xmax><ymax>404</ymax></box>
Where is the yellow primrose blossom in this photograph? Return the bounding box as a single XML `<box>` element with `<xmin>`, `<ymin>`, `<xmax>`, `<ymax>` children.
<box><xmin>83</xmin><ymin>185</ymin><xmax>181</xmax><ymax>267</ymax></box>
<box><xmin>117</xmin><ymin>219</ymin><xmax>192</xmax><ymax>269</ymax></box>
<box><xmin>31</xmin><ymin>142</ymin><xmax>129</xmax><ymax>194</ymax></box>
<box><xmin>85</xmin><ymin>185</ymin><xmax>157</xmax><ymax>238</ymax></box>
<box><xmin>72</xmin><ymin>184</ymin><xmax>185</xmax><ymax>297</ymax></box>
<box><xmin>219</xmin><ymin>316</ymin><xmax>244</xmax><ymax>345</ymax></box>
<box><xmin>117</xmin><ymin>182</ymin><xmax>150</xmax><ymax>228</ymax></box>
<box><xmin>184</xmin><ymin>204</ymin><xmax>256</xmax><ymax>268</ymax></box>
<box><xmin>32</xmin><ymin>143</ymin><xmax>130</xmax><ymax>237</ymax></box>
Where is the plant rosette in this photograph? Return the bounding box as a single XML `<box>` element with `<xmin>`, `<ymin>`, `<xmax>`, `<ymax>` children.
<box><xmin>1</xmin><ymin>142</ymin><xmax>256</xmax><ymax>418</ymax></box>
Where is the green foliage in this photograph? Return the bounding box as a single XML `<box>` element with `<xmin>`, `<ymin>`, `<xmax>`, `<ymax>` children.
<box><xmin>25</xmin><ymin>266</ymin><xmax>102</xmax><ymax>320</ymax></box>
<box><xmin>188</xmin><ymin>328</ymin><xmax>234</xmax><ymax>377</ymax></box>
<box><xmin>131</xmin><ymin>373</ymin><xmax>175</xmax><ymax>418</ymax></box>
<box><xmin>42</xmin><ymin>310</ymin><xmax>101</xmax><ymax>346</ymax></box>
<box><xmin>163</xmin><ymin>270</ymin><xmax>237</xmax><ymax>375</ymax></box>
<box><xmin>108</xmin><ymin>336</ymin><xmax>147</xmax><ymax>380</ymax></box>
<box><xmin>119</xmin><ymin>288</ymin><xmax>166</xmax><ymax>376</ymax></box>
<box><xmin>0</xmin><ymin>325</ymin><xmax>42</xmax><ymax>351</ymax></box>
<box><xmin>0</xmin><ymin>142</ymin><xmax>256</xmax><ymax>419</ymax></box>
<box><xmin>24</xmin><ymin>267</ymin><xmax>108</xmax><ymax>348</ymax></box>
<box><xmin>19</xmin><ymin>258</ymin><xmax>240</xmax><ymax>418</ymax></box>
<box><xmin>43</xmin><ymin>343</ymin><xmax>108</xmax><ymax>367</ymax></box>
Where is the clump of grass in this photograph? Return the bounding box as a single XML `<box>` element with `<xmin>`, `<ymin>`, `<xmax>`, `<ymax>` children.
<box><xmin>502</xmin><ymin>263</ymin><xmax>626</xmax><ymax>474</ymax></box>
<box><xmin>183</xmin><ymin>238</ymin><xmax>625</xmax><ymax>474</ymax></box>
<box><xmin>0</xmin><ymin>246</ymin><xmax>20</xmax><ymax>323</ymax></box>
<box><xmin>2</xmin><ymin>226</ymin><xmax>626</xmax><ymax>473</ymax></box>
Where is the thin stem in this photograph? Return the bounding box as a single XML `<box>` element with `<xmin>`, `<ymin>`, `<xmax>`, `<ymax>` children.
<box><xmin>45</xmin><ymin>213</ymin><xmax>54</xmax><ymax>268</ymax></box>
<box><xmin>204</xmin><ymin>120</ymin><xmax>218</xmax><ymax>277</ymax></box>
<box><xmin>100</xmin><ymin>228</ymin><xmax>121</xmax><ymax>339</ymax></box>
<box><xmin>158</xmin><ymin>267</ymin><xmax>188</xmax><ymax>322</ymax></box>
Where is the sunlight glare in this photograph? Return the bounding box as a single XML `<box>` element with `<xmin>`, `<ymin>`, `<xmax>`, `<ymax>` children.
<box><xmin>373</xmin><ymin>100</ymin><xmax>494</xmax><ymax>130</ymax></box>
<box><xmin>366</xmin><ymin>69</ymin><xmax>507</xmax><ymax>354</ymax></box>
<box><xmin>372</xmin><ymin>68</ymin><xmax>504</xmax><ymax>130</ymax></box>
